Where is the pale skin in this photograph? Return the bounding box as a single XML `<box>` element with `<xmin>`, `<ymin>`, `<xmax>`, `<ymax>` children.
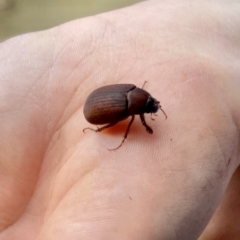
<box><xmin>0</xmin><ymin>0</ymin><xmax>240</xmax><ymax>239</ymax></box>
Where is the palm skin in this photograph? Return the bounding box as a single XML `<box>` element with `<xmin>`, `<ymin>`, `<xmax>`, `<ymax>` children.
<box><xmin>0</xmin><ymin>1</ymin><xmax>240</xmax><ymax>239</ymax></box>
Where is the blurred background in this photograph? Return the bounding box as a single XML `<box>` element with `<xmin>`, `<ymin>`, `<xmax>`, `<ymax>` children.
<box><xmin>0</xmin><ymin>0</ymin><xmax>142</xmax><ymax>41</ymax></box>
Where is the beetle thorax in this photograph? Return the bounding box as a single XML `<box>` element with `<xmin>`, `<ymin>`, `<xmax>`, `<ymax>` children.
<box><xmin>127</xmin><ymin>88</ymin><xmax>159</xmax><ymax>115</ymax></box>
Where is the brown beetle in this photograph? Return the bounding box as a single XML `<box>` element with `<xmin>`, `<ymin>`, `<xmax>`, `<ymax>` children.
<box><xmin>83</xmin><ymin>83</ymin><xmax>167</xmax><ymax>150</ymax></box>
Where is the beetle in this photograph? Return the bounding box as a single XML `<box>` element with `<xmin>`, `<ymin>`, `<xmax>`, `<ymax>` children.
<box><xmin>83</xmin><ymin>82</ymin><xmax>167</xmax><ymax>150</ymax></box>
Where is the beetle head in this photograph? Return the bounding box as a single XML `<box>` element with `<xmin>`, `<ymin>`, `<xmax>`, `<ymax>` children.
<box><xmin>145</xmin><ymin>97</ymin><xmax>167</xmax><ymax>119</ymax></box>
<box><xmin>145</xmin><ymin>97</ymin><xmax>159</xmax><ymax>113</ymax></box>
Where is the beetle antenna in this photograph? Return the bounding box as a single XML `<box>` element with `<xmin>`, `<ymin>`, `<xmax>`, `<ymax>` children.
<box><xmin>142</xmin><ymin>81</ymin><xmax>148</xmax><ymax>89</ymax></box>
<box><xmin>159</xmin><ymin>106</ymin><xmax>167</xmax><ymax>119</ymax></box>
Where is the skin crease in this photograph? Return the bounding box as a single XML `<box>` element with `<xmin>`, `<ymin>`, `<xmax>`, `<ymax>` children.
<box><xmin>0</xmin><ymin>0</ymin><xmax>239</xmax><ymax>239</ymax></box>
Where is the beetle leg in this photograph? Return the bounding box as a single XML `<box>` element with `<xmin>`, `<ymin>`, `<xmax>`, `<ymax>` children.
<box><xmin>140</xmin><ymin>114</ymin><xmax>153</xmax><ymax>134</ymax></box>
<box><xmin>83</xmin><ymin>122</ymin><xmax>118</xmax><ymax>133</ymax></box>
<box><xmin>108</xmin><ymin>115</ymin><xmax>135</xmax><ymax>151</ymax></box>
<box><xmin>150</xmin><ymin>113</ymin><xmax>159</xmax><ymax>121</ymax></box>
<box><xmin>150</xmin><ymin>113</ymin><xmax>155</xmax><ymax>121</ymax></box>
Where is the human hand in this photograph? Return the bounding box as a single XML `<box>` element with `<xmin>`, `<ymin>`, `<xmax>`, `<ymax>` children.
<box><xmin>0</xmin><ymin>1</ymin><xmax>239</xmax><ymax>239</ymax></box>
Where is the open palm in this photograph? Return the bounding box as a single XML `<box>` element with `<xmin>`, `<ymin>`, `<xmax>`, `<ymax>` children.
<box><xmin>0</xmin><ymin>1</ymin><xmax>240</xmax><ymax>239</ymax></box>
